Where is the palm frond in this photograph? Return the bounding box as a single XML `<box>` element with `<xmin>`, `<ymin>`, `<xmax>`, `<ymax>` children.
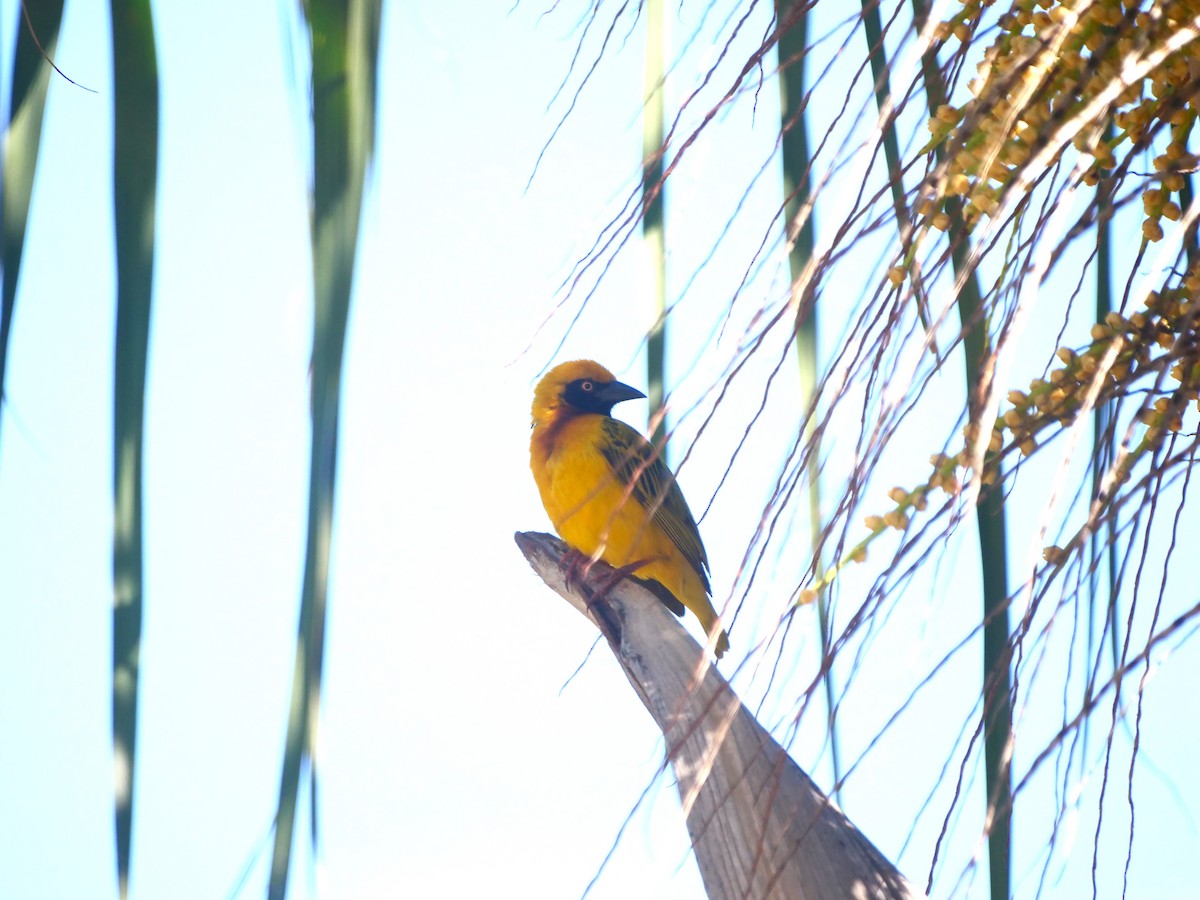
<box><xmin>1</xmin><ymin>1</ymin><xmax>66</xmax><ymax>449</ymax></box>
<box><xmin>268</xmin><ymin>2</ymin><xmax>381</xmax><ymax>897</ymax></box>
<box><xmin>109</xmin><ymin>3</ymin><xmax>159</xmax><ymax>895</ymax></box>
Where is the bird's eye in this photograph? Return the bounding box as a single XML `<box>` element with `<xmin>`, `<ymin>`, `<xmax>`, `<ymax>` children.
<box><xmin>581</xmin><ymin>381</ymin><xmax>594</xmax><ymax>392</ymax></box>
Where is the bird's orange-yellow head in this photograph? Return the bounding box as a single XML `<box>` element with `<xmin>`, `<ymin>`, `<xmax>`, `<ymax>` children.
<box><xmin>531</xmin><ymin>360</ymin><xmax>646</xmax><ymax>427</ymax></box>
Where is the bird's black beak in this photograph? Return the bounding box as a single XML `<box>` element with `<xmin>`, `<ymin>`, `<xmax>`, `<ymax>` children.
<box><xmin>595</xmin><ymin>380</ymin><xmax>646</xmax><ymax>406</ymax></box>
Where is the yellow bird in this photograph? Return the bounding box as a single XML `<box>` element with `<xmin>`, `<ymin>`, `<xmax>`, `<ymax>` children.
<box><xmin>530</xmin><ymin>360</ymin><xmax>729</xmax><ymax>658</ymax></box>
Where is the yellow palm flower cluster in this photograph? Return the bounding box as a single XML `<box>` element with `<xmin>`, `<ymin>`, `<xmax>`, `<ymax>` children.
<box><xmin>860</xmin><ymin>271</ymin><xmax>1199</xmax><ymax>547</ymax></box>
<box><xmin>994</xmin><ymin>279</ymin><xmax>1200</xmax><ymax>462</ymax></box>
<box><xmin>925</xmin><ymin>0</ymin><xmax>1200</xmax><ymax>236</ymax></box>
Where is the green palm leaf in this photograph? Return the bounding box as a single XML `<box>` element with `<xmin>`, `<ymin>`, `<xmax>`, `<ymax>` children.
<box><xmin>268</xmin><ymin>2</ymin><xmax>381</xmax><ymax>897</ymax></box>
<box><xmin>109</xmin><ymin>2</ymin><xmax>159</xmax><ymax>896</ymax></box>
<box><xmin>1</xmin><ymin>0</ymin><xmax>66</xmax><ymax>448</ymax></box>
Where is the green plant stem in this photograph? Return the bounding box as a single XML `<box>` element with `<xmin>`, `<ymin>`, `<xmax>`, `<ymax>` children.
<box><xmin>860</xmin><ymin>0</ymin><xmax>931</xmax><ymax>332</ymax></box>
<box><xmin>110</xmin><ymin>2</ymin><xmax>158</xmax><ymax>896</ymax></box>
<box><xmin>777</xmin><ymin>0</ymin><xmax>842</xmax><ymax>801</ymax></box>
<box><xmin>910</xmin><ymin>1</ymin><xmax>1011</xmax><ymax>896</ymax></box>
<box><xmin>1088</xmin><ymin>141</ymin><xmax>1115</xmax><ymax>759</ymax></box>
<box><xmin>643</xmin><ymin>0</ymin><xmax>667</xmax><ymax>449</ymax></box>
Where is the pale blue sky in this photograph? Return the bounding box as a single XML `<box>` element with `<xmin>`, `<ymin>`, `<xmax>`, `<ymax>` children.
<box><xmin>1</xmin><ymin>1</ymin><xmax>1197</xmax><ymax>898</ymax></box>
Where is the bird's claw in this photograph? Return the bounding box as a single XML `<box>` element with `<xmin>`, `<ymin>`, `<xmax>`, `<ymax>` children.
<box><xmin>581</xmin><ymin>558</ymin><xmax>651</xmax><ymax>608</ymax></box>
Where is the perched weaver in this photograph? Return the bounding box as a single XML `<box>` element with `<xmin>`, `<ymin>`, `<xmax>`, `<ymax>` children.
<box><xmin>529</xmin><ymin>359</ymin><xmax>729</xmax><ymax>658</ymax></box>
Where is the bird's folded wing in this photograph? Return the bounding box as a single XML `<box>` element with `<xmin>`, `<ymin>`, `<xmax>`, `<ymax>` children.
<box><xmin>598</xmin><ymin>417</ymin><xmax>711</xmax><ymax>593</ymax></box>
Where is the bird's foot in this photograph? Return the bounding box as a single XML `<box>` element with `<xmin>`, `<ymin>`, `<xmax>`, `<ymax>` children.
<box><xmin>561</xmin><ymin>548</ymin><xmax>591</xmax><ymax>593</ymax></box>
<box><xmin>583</xmin><ymin>558</ymin><xmax>651</xmax><ymax>609</ymax></box>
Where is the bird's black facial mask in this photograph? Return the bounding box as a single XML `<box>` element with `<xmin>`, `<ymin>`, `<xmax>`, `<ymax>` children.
<box><xmin>562</xmin><ymin>377</ymin><xmax>646</xmax><ymax>415</ymax></box>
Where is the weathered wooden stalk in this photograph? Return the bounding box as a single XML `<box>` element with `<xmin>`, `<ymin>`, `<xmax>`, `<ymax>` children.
<box><xmin>515</xmin><ymin>531</ymin><xmax>923</xmax><ymax>900</ymax></box>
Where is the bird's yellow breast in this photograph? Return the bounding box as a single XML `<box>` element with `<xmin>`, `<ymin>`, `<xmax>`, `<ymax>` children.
<box><xmin>530</xmin><ymin>415</ymin><xmax>693</xmax><ymax>598</ymax></box>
